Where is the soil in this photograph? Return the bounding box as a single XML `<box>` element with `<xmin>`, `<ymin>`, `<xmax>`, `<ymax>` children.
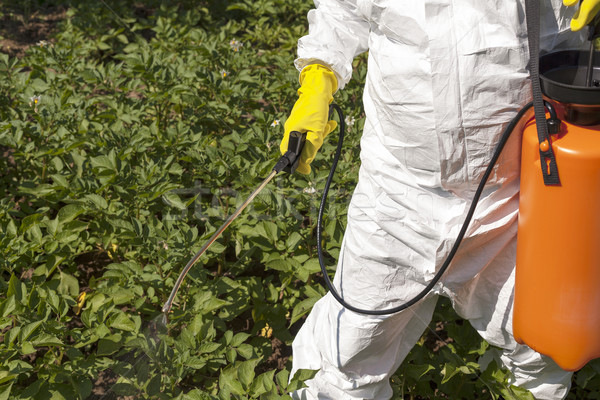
<box><xmin>75</xmin><ymin>249</ymin><xmax>113</xmax><ymax>292</ymax></box>
<box><xmin>89</xmin><ymin>369</ymin><xmax>119</xmax><ymax>399</ymax></box>
<box><xmin>265</xmin><ymin>336</ymin><xmax>291</xmax><ymax>370</ymax></box>
<box><xmin>0</xmin><ymin>2</ymin><xmax>68</xmax><ymax>58</ymax></box>
<box><xmin>428</xmin><ymin>320</ymin><xmax>454</xmax><ymax>353</ymax></box>
<box><xmin>88</xmin><ymin>366</ymin><xmax>136</xmax><ymax>400</ymax></box>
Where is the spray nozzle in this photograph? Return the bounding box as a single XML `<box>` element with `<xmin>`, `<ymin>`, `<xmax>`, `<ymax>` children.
<box><xmin>273</xmin><ymin>130</ymin><xmax>306</xmax><ymax>174</ymax></box>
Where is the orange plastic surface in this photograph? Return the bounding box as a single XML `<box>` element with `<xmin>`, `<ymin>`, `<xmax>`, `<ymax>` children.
<box><xmin>514</xmin><ymin>117</ymin><xmax>600</xmax><ymax>371</ymax></box>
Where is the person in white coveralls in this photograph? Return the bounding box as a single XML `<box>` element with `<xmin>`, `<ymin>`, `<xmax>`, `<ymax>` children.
<box><xmin>279</xmin><ymin>1</ymin><xmax>593</xmax><ymax>399</ymax></box>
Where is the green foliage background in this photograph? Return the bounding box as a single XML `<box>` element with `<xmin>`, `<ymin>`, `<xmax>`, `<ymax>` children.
<box><xmin>1</xmin><ymin>0</ymin><xmax>599</xmax><ymax>399</ymax></box>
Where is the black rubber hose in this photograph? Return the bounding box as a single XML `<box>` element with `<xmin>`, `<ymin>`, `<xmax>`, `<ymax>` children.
<box><xmin>318</xmin><ymin>101</ymin><xmax>555</xmax><ymax>315</ymax></box>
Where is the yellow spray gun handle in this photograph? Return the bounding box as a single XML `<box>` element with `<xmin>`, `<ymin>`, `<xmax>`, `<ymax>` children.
<box><xmin>564</xmin><ymin>0</ymin><xmax>600</xmax><ymax>31</ymax></box>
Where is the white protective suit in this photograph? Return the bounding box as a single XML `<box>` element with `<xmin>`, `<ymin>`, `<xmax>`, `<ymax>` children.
<box><xmin>290</xmin><ymin>1</ymin><xmax>585</xmax><ymax>399</ymax></box>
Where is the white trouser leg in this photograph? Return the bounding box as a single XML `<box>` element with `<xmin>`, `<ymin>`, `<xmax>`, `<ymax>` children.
<box><xmin>291</xmin><ymin>292</ymin><xmax>438</xmax><ymax>400</ymax></box>
<box><xmin>450</xmin><ymin>233</ymin><xmax>573</xmax><ymax>400</ymax></box>
<box><xmin>500</xmin><ymin>344</ymin><xmax>573</xmax><ymax>400</ymax></box>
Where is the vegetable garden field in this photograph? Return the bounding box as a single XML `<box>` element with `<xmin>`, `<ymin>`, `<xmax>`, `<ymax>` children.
<box><xmin>1</xmin><ymin>1</ymin><xmax>599</xmax><ymax>399</ymax></box>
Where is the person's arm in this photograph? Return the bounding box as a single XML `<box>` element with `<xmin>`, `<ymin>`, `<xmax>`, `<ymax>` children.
<box><xmin>280</xmin><ymin>0</ymin><xmax>370</xmax><ymax>174</ymax></box>
<box><xmin>296</xmin><ymin>0</ymin><xmax>370</xmax><ymax>89</ymax></box>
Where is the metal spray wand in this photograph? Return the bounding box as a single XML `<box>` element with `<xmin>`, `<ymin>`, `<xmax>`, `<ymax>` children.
<box><xmin>161</xmin><ymin>131</ymin><xmax>307</xmax><ymax>315</ymax></box>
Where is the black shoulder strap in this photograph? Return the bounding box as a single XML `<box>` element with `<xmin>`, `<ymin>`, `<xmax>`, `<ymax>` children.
<box><xmin>525</xmin><ymin>0</ymin><xmax>561</xmax><ymax>186</ymax></box>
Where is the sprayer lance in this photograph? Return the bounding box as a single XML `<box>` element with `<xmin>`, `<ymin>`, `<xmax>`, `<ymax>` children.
<box><xmin>161</xmin><ymin>131</ymin><xmax>306</xmax><ymax>315</ymax></box>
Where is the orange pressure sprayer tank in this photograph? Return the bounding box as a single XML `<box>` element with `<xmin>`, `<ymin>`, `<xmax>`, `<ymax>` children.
<box><xmin>514</xmin><ymin>50</ymin><xmax>600</xmax><ymax>371</ymax></box>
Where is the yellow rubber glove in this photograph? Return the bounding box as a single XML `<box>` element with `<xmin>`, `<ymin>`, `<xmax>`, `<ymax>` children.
<box><xmin>564</xmin><ymin>0</ymin><xmax>600</xmax><ymax>31</ymax></box>
<box><xmin>280</xmin><ymin>64</ymin><xmax>338</xmax><ymax>174</ymax></box>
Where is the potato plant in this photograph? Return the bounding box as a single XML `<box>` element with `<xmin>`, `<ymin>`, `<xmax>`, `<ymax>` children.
<box><xmin>0</xmin><ymin>1</ymin><xmax>599</xmax><ymax>399</ymax></box>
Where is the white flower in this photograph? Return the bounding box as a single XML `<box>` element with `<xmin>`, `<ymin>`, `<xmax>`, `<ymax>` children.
<box><xmin>29</xmin><ymin>95</ymin><xmax>42</xmax><ymax>112</ymax></box>
<box><xmin>220</xmin><ymin>69</ymin><xmax>229</xmax><ymax>78</ymax></box>
<box><xmin>229</xmin><ymin>39</ymin><xmax>243</xmax><ymax>52</ymax></box>
<box><xmin>266</xmin><ymin>141</ymin><xmax>277</xmax><ymax>150</ymax></box>
<box><xmin>345</xmin><ymin>115</ymin><xmax>356</xmax><ymax>127</ymax></box>
<box><xmin>270</xmin><ymin>119</ymin><xmax>280</xmax><ymax>127</ymax></box>
<box><xmin>37</xmin><ymin>40</ymin><xmax>49</xmax><ymax>48</ymax></box>
<box><xmin>303</xmin><ymin>184</ymin><xmax>317</xmax><ymax>195</ymax></box>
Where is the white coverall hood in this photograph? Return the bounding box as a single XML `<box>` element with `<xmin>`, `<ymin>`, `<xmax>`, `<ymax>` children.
<box><xmin>290</xmin><ymin>1</ymin><xmax>585</xmax><ymax>399</ymax></box>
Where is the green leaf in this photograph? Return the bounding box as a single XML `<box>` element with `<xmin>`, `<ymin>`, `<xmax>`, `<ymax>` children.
<box><xmin>112</xmin><ymin>382</ymin><xmax>137</xmax><ymax>396</ymax></box>
<box><xmin>87</xmin><ymin>293</ymin><xmax>107</xmax><ymax>313</ymax></box>
<box><xmin>223</xmin><ymin>330</ymin><xmax>233</xmax><ymax>345</ymax></box>
<box><xmin>276</xmin><ymin>369</ymin><xmax>290</xmax><ymax>391</ymax></box>
<box><xmin>123</xmin><ymin>43</ymin><xmax>139</xmax><ymax>53</ymax></box>
<box><xmin>0</xmin><ymin>371</ymin><xmax>17</xmax><ymax>386</ymax></box>
<box><xmin>58</xmin><ymin>272</ymin><xmax>79</xmax><ymax>297</ymax></box>
<box><xmin>231</xmin><ymin>332</ymin><xmax>251</xmax><ymax>347</ymax></box>
<box><xmin>111</xmin><ymin>289</ymin><xmax>134</xmax><ymax>305</ymax></box>
<box><xmin>258</xmin><ymin>221</ymin><xmax>278</xmax><ymax>242</ymax></box>
<box><xmin>287</xmin><ymin>369</ymin><xmax>318</xmax><ymax>392</ymax></box>
<box><xmin>7</xmin><ymin>275</ymin><xmax>25</xmax><ymax>303</ymax></box>
<box><xmin>163</xmin><ymin>192</ymin><xmax>187</xmax><ymax>210</ymax></box>
<box><xmin>97</xmin><ymin>336</ymin><xmax>121</xmax><ymax>356</ymax></box>
<box><xmin>198</xmin><ymin>342</ymin><xmax>221</xmax><ymax>354</ymax></box>
<box><xmin>196</xmin><ymin>297</ymin><xmax>230</xmax><ymax>314</ymax></box>
<box><xmin>266</xmin><ymin>259</ymin><xmax>291</xmax><ymax>272</ymax></box>
<box><xmin>51</xmin><ymin>173</ymin><xmax>70</xmax><ymax>188</ymax></box>
<box><xmin>32</xmin><ymin>333</ymin><xmax>63</xmax><ymax>347</ymax></box>
<box><xmin>0</xmin><ymin>383</ymin><xmax>13</xmax><ymax>400</ymax></box>
<box><xmin>19</xmin><ymin>379</ymin><xmax>44</xmax><ymax>398</ymax></box>
<box><xmin>226</xmin><ymin>347</ymin><xmax>237</xmax><ymax>363</ymax></box>
<box><xmin>236</xmin><ymin>344</ymin><xmax>254</xmax><ymax>360</ymax></box>
<box><xmin>187</xmin><ymin>357</ymin><xmax>207</xmax><ymax>370</ymax></box>
<box><xmin>5</xmin><ymin>220</ymin><xmax>17</xmax><ymax>237</ymax></box>
<box><xmin>219</xmin><ymin>365</ymin><xmax>245</xmax><ymax>396</ymax></box>
<box><xmin>0</xmin><ymin>296</ymin><xmax>16</xmax><ymax>318</ymax></box>
<box><xmin>20</xmin><ymin>342</ymin><xmax>36</xmax><ymax>355</ymax></box>
<box><xmin>298</xmin><ymin>258</ymin><xmax>321</xmax><ymax>278</ymax></box>
<box><xmin>57</xmin><ymin>204</ymin><xmax>85</xmax><ymax>224</ymax></box>
<box><xmin>183</xmin><ymin>389</ymin><xmax>215</xmax><ymax>400</ymax></box>
<box><xmin>147</xmin><ymin>374</ymin><xmax>162</xmax><ymax>396</ymax></box>
<box><xmin>71</xmin><ymin>376</ymin><xmax>92</xmax><ymax>400</ymax></box>
<box><xmin>500</xmin><ymin>385</ymin><xmax>536</xmax><ymax>400</ymax></box>
<box><xmin>250</xmin><ymin>369</ymin><xmax>275</xmax><ymax>397</ymax></box>
<box><xmin>109</xmin><ymin>312</ymin><xmax>136</xmax><ymax>332</ymax></box>
<box><xmin>84</xmin><ymin>194</ymin><xmax>108</xmax><ymax>209</ymax></box>
<box><xmin>289</xmin><ymin>296</ymin><xmax>319</xmax><ymax>326</ymax></box>
<box><xmin>404</xmin><ymin>363</ymin><xmax>435</xmax><ymax>381</ymax></box>
<box><xmin>441</xmin><ymin>362</ymin><xmax>475</xmax><ymax>384</ymax></box>
<box><xmin>116</xmin><ymin>34</ymin><xmax>129</xmax><ymax>44</ymax></box>
<box><xmin>286</xmin><ymin>232</ymin><xmax>303</xmax><ymax>251</ymax></box>
<box><xmin>94</xmin><ymin>154</ymin><xmax>119</xmax><ymax>173</ymax></box>
<box><xmin>26</xmin><ymin>224</ymin><xmax>43</xmax><ymax>244</ymax></box>
<box><xmin>18</xmin><ymin>213</ymin><xmax>43</xmax><ymax>234</ymax></box>
<box><xmin>46</xmin><ymin>290</ymin><xmax>61</xmax><ymax>314</ymax></box>
<box><xmin>237</xmin><ymin>358</ymin><xmax>261</xmax><ymax>389</ymax></box>
<box><xmin>19</xmin><ymin>321</ymin><xmax>43</xmax><ymax>342</ymax></box>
